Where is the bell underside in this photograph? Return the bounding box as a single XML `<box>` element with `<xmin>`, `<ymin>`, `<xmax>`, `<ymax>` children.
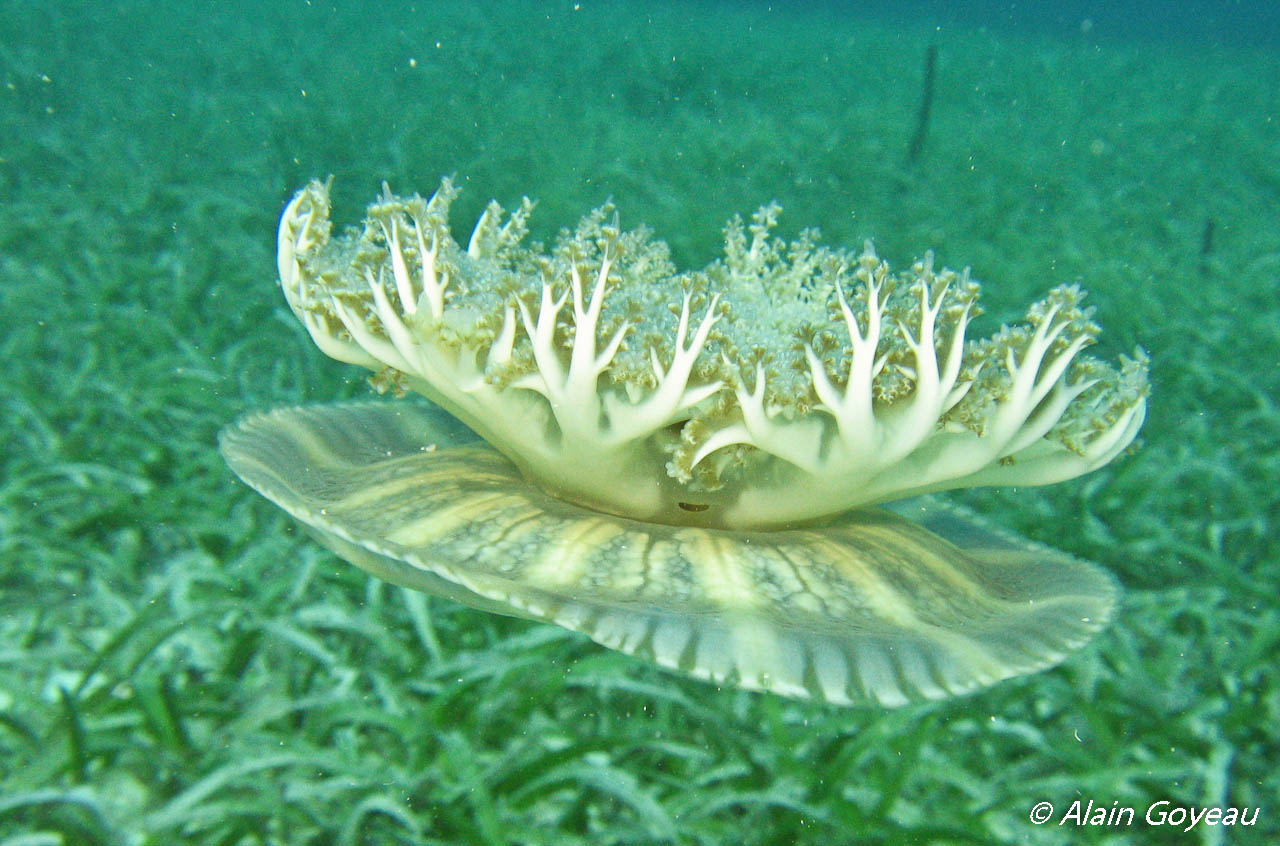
<box><xmin>220</xmin><ymin>401</ymin><xmax>1118</xmax><ymax>706</ymax></box>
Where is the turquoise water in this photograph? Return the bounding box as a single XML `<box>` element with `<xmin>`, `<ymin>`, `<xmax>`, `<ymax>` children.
<box><xmin>2</xmin><ymin>1</ymin><xmax>1276</xmax><ymax>843</ymax></box>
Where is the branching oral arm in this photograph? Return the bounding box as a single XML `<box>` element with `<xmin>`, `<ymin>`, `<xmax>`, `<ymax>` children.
<box><xmin>278</xmin><ymin>178</ymin><xmax>1148</xmax><ymax>530</ymax></box>
<box><xmin>605</xmin><ymin>292</ymin><xmax>723</xmax><ymax>446</ymax></box>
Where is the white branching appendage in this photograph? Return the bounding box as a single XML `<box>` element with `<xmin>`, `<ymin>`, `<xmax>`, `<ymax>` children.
<box><xmin>278</xmin><ymin>179</ymin><xmax>1149</xmax><ymax>529</ymax></box>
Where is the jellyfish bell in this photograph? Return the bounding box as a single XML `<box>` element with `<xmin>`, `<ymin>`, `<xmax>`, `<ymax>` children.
<box><xmin>220</xmin><ymin>401</ymin><xmax>1121</xmax><ymax>706</ymax></box>
<box><xmin>221</xmin><ymin>178</ymin><xmax>1148</xmax><ymax>706</ymax></box>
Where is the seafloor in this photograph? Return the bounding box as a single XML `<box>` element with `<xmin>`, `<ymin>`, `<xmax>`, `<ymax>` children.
<box><xmin>1</xmin><ymin>1</ymin><xmax>1276</xmax><ymax>843</ymax></box>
